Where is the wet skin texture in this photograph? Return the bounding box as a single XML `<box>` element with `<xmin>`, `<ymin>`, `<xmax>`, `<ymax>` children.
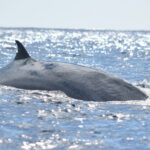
<box><xmin>0</xmin><ymin>41</ymin><xmax>148</xmax><ymax>101</ymax></box>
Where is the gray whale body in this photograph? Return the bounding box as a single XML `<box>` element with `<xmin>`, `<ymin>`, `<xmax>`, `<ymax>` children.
<box><xmin>0</xmin><ymin>41</ymin><xmax>147</xmax><ymax>101</ymax></box>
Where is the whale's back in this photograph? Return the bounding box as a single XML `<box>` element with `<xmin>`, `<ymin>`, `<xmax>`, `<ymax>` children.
<box><xmin>0</xmin><ymin>40</ymin><xmax>147</xmax><ymax>101</ymax></box>
<box><xmin>0</xmin><ymin>59</ymin><xmax>147</xmax><ymax>101</ymax></box>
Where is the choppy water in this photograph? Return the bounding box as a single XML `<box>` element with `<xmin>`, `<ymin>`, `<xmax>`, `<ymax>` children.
<box><xmin>0</xmin><ymin>28</ymin><xmax>150</xmax><ymax>150</ymax></box>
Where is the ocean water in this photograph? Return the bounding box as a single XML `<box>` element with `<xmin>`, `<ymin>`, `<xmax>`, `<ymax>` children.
<box><xmin>0</xmin><ymin>28</ymin><xmax>150</xmax><ymax>150</ymax></box>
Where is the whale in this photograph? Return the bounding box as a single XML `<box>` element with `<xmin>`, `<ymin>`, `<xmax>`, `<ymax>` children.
<box><xmin>0</xmin><ymin>40</ymin><xmax>148</xmax><ymax>101</ymax></box>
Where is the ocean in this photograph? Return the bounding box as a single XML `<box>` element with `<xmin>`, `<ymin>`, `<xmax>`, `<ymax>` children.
<box><xmin>0</xmin><ymin>28</ymin><xmax>150</xmax><ymax>150</ymax></box>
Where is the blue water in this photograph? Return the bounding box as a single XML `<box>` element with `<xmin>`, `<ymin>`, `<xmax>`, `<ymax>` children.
<box><xmin>0</xmin><ymin>28</ymin><xmax>150</xmax><ymax>150</ymax></box>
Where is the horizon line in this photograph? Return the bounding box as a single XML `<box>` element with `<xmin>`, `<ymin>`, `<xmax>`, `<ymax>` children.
<box><xmin>0</xmin><ymin>26</ymin><xmax>150</xmax><ymax>32</ymax></box>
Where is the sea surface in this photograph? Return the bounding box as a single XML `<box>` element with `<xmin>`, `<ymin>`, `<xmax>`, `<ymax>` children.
<box><xmin>0</xmin><ymin>28</ymin><xmax>150</xmax><ymax>150</ymax></box>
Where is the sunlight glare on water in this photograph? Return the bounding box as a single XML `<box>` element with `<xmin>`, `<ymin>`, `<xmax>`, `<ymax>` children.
<box><xmin>0</xmin><ymin>28</ymin><xmax>150</xmax><ymax>149</ymax></box>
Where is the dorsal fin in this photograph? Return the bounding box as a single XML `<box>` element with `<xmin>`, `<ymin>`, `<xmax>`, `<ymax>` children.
<box><xmin>15</xmin><ymin>40</ymin><xmax>30</xmax><ymax>60</ymax></box>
